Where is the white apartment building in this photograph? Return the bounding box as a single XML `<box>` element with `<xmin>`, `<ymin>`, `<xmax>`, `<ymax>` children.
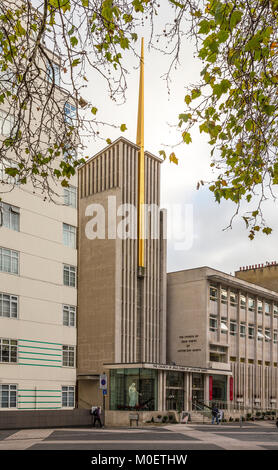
<box><xmin>0</xmin><ymin>54</ymin><xmax>78</xmax><ymax>411</ymax></box>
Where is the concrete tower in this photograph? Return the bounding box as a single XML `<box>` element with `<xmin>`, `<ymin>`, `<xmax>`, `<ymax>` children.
<box><xmin>77</xmin><ymin>40</ymin><xmax>167</xmax><ymax>419</ymax></box>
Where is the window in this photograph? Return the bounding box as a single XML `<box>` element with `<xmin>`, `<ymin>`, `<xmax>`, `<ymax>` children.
<box><xmin>63</xmin><ymin>304</ymin><xmax>76</xmax><ymax>327</ymax></box>
<box><xmin>0</xmin><ymin>159</ymin><xmax>20</xmax><ymax>185</ymax></box>
<box><xmin>210</xmin><ymin>353</ymin><xmax>222</xmax><ymax>362</ymax></box>
<box><xmin>62</xmin><ymin>386</ymin><xmax>75</xmax><ymax>407</ymax></box>
<box><xmin>0</xmin><ymin>293</ymin><xmax>18</xmax><ymax>318</ymax></box>
<box><xmin>274</xmin><ymin>330</ymin><xmax>278</xmax><ymax>344</ymax></box>
<box><xmin>62</xmin><ymin>345</ymin><xmax>75</xmax><ymax>367</ymax></box>
<box><xmin>209</xmin><ymin>315</ymin><xmax>217</xmax><ymax>332</ymax></box>
<box><xmin>0</xmin><ymin>202</ymin><xmax>19</xmax><ymax>231</ymax></box>
<box><xmin>248</xmin><ymin>297</ymin><xmax>255</xmax><ymax>312</ymax></box>
<box><xmin>230</xmin><ymin>291</ymin><xmax>238</xmax><ymax>306</ymax></box>
<box><xmin>240</xmin><ymin>358</ymin><xmax>245</xmax><ymax>363</ymax></box>
<box><xmin>220</xmin><ymin>317</ymin><xmax>228</xmax><ymax>332</ymax></box>
<box><xmin>209</xmin><ymin>286</ymin><xmax>218</xmax><ymax>301</ymax></box>
<box><xmin>258</xmin><ymin>300</ymin><xmax>263</xmax><ymax>313</ymax></box>
<box><xmin>258</xmin><ymin>360</ymin><xmax>262</xmax><ymax>365</ymax></box>
<box><xmin>230</xmin><ymin>320</ymin><xmax>237</xmax><ymax>336</ymax></box>
<box><xmin>221</xmin><ymin>288</ymin><xmax>227</xmax><ymax>304</ymax></box>
<box><xmin>63</xmin><ymin>264</ymin><xmax>76</xmax><ymax>287</ymax></box>
<box><xmin>0</xmin><ymin>339</ymin><xmax>17</xmax><ymax>362</ymax></box>
<box><xmin>230</xmin><ymin>356</ymin><xmax>237</xmax><ymax>362</ymax></box>
<box><xmin>248</xmin><ymin>359</ymin><xmax>254</xmax><ymax>364</ymax></box>
<box><xmin>64</xmin><ymin>186</ymin><xmax>77</xmax><ymax>208</ymax></box>
<box><xmin>240</xmin><ymin>323</ymin><xmax>246</xmax><ymax>338</ymax></box>
<box><xmin>258</xmin><ymin>327</ymin><xmax>264</xmax><ymax>341</ymax></box>
<box><xmin>0</xmin><ymin>109</ymin><xmax>15</xmax><ymax>136</ymax></box>
<box><xmin>209</xmin><ymin>344</ymin><xmax>227</xmax><ymax>363</ymax></box>
<box><xmin>248</xmin><ymin>325</ymin><xmax>254</xmax><ymax>339</ymax></box>
<box><xmin>0</xmin><ymin>248</ymin><xmax>19</xmax><ymax>274</ymax></box>
<box><xmin>265</xmin><ymin>361</ymin><xmax>270</xmax><ymax>366</ymax></box>
<box><xmin>110</xmin><ymin>368</ymin><xmax>158</xmax><ymax>411</ymax></box>
<box><xmin>240</xmin><ymin>295</ymin><xmax>246</xmax><ymax>308</ymax></box>
<box><xmin>64</xmin><ymin>102</ymin><xmax>76</xmax><ymax>125</ymax></box>
<box><xmin>63</xmin><ymin>223</ymin><xmax>76</xmax><ymax>249</ymax></box>
<box><xmin>265</xmin><ymin>329</ymin><xmax>271</xmax><ymax>342</ymax></box>
<box><xmin>0</xmin><ymin>384</ymin><xmax>17</xmax><ymax>408</ymax></box>
<box><xmin>47</xmin><ymin>62</ymin><xmax>60</xmax><ymax>86</ymax></box>
<box><xmin>274</xmin><ymin>304</ymin><xmax>278</xmax><ymax>318</ymax></box>
<box><xmin>166</xmin><ymin>371</ymin><xmax>184</xmax><ymax>388</ymax></box>
<box><xmin>265</xmin><ymin>302</ymin><xmax>271</xmax><ymax>315</ymax></box>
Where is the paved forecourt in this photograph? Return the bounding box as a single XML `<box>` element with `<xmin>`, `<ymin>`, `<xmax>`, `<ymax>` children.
<box><xmin>0</xmin><ymin>422</ymin><xmax>277</xmax><ymax>450</ymax></box>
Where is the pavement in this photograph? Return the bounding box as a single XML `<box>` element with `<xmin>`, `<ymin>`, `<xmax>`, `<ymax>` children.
<box><xmin>0</xmin><ymin>421</ymin><xmax>278</xmax><ymax>450</ymax></box>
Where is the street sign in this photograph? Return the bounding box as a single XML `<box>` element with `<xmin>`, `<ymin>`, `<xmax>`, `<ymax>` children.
<box><xmin>99</xmin><ymin>374</ymin><xmax>107</xmax><ymax>390</ymax></box>
<box><xmin>103</xmin><ymin>389</ymin><xmax>107</xmax><ymax>396</ymax></box>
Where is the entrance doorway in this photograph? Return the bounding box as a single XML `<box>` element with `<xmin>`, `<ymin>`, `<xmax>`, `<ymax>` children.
<box><xmin>210</xmin><ymin>374</ymin><xmax>227</xmax><ymax>408</ymax></box>
<box><xmin>165</xmin><ymin>371</ymin><xmax>184</xmax><ymax>412</ymax></box>
<box><xmin>192</xmin><ymin>373</ymin><xmax>204</xmax><ymax>410</ymax></box>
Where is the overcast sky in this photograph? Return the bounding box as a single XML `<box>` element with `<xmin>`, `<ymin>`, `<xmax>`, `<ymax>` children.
<box><xmin>79</xmin><ymin>7</ymin><xmax>278</xmax><ymax>277</ymax></box>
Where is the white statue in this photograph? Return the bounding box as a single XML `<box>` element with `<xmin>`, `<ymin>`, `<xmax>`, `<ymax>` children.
<box><xmin>129</xmin><ymin>382</ymin><xmax>139</xmax><ymax>407</ymax></box>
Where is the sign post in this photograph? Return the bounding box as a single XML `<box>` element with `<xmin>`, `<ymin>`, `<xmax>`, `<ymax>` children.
<box><xmin>100</xmin><ymin>374</ymin><xmax>107</xmax><ymax>428</ymax></box>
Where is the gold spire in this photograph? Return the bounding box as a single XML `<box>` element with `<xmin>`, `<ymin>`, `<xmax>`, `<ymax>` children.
<box><xmin>137</xmin><ymin>37</ymin><xmax>145</xmax><ymax>269</ymax></box>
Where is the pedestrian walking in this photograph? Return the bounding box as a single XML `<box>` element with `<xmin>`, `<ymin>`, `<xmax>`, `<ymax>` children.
<box><xmin>218</xmin><ymin>409</ymin><xmax>223</xmax><ymax>424</ymax></box>
<box><xmin>211</xmin><ymin>405</ymin><xmax>219</xmax><ymax>425</ymax></box>
<box><xmin>91</xmin><ymin>406</ymin><xmax>103</xmax><ymax>428</ymax></box>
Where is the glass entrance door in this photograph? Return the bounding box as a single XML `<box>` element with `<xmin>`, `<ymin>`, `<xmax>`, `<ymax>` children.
<box><xmin>192</xmin><ymin>373</ymin><xmax>204</xmax><ymax>410</ymax></box>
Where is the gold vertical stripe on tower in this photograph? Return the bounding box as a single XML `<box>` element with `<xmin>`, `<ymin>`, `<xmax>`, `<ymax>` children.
<box><xmin>137</xmin><ymin>37</ymin><xmax>145</xmax><ymax>268</ymax></box>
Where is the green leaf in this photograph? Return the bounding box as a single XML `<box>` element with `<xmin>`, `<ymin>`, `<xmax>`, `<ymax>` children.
<box><xmin>72</xmin><ymin>58</ymin><xmax>81</xmax><ymax>67</ymax></box>
<box><xmin>182</xmin><ymin>131</ymin><xmax>192</xmax><ymax>144</ymax></box>
<box><xmin>262</xmin><ymin>227</ymin><xmax>272</xmax><ymax>235</ymax></box>
<box><xmin>169</xmin><ymin>152</ymin><xmax>178</xmax><ymax>164</ymax></box>
<box><xmin>178</xmin><ymin>113</ymin><xmax>191</xmax><ymax>123</ymax></box>
<box><xmin>91</xmin><ymin>107</ymin><xmax>98</xmax><ymax>115</ymax></box>
<box><xmin>70</xmin><ymin>36</ymin><xmax>78</xmax><ymax>47</ymax></box>
<box><xmin>230</xmin><ymin>10</ymin><xmax>242</xmax><ymax>30</ymax></box>
<box><xmin>120</xmin><ymin>124</ymin><xmax>127</xmax><ymax>132</ymax></box>
<box><xmin>191</xmin><ymin>89</ymin><xmax>201</xmax><ymax>100</ymax></box>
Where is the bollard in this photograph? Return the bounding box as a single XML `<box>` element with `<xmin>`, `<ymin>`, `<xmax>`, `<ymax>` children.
<box><xmin>240</xmin><ymin>416</ymin><xmax>243</xmax><ymax>428</ymax></box>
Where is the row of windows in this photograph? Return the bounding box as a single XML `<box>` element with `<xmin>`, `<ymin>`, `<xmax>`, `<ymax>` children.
<box><xmin>1</xmin><ymin>202</ymin><xmax>77</xmax><ymax>243</ymax></box>
<box><xmin>0</xmin><ymin>248</ymin><xmax>77</xmax><ymax>287</ymax></box>
<box><xmin>230</xmin><ymin>357</ymin><xmax>278</xmax><ymax>367</ymax></box>
<box><xmin>0</xmin><ymin>384</ymin><xmax>75</xmax><ymax>408</ymax></box>
<box><xmin>0</xmin><ymin>293</ymin><xmax>76</xmax><ymax>326</ymax></box>
<box><xmin>209</xmin><ymin>315</ymin><xmax>278</xmax><ymax>342</ymax></box>
<box><xmin>0</xmin><ymin>162</ymin><xmax>77</xmax><ymax>207</ymax></box>
<box><xmin>210</xmin><ymin>285</ymin><xmax>278</xmax><ymax>316</ymax></box>
<box><xmin>0</xmin><ymin>104</ymin><xmax>76</xmax><ymax>138</ymax></box>
<box><xmin>0</xmin><ymin>340</ymin><xmax>75</xmax><ymax>367</ymax></box>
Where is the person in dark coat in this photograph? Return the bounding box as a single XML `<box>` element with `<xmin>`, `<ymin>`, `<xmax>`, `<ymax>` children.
<box><xmin>92</xmin><ymin>407</ymin><xmax>103</xmax><ymax>428</ymax></box>
<box><xmin>211</xmin><ymin>405</ymin><xmax>219</xmax><ymax>425</ymax></box>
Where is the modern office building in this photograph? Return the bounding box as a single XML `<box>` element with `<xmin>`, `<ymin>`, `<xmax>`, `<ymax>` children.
<box><xmin>167</xmin><ymin>267</ymin><xmax>278</xmax><ymax>412</ymax></box>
